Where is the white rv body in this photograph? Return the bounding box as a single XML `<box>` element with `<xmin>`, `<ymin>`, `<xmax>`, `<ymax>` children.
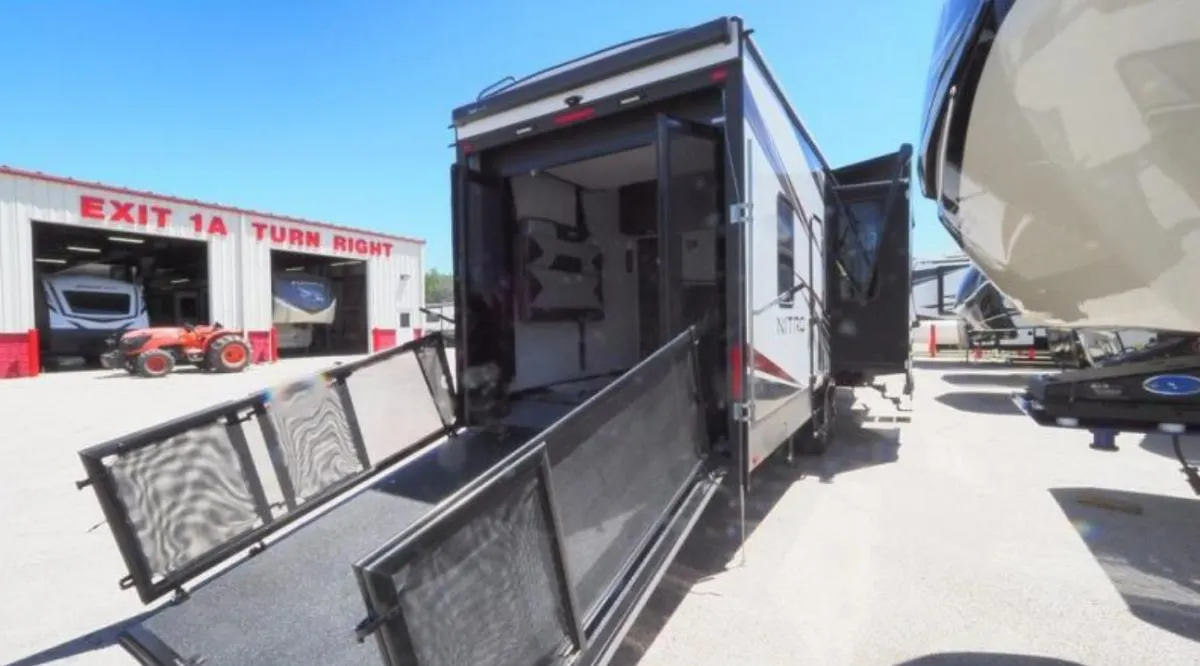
<box><xmin>912</xmin><ymin>255</ymin><xmax>971</xmax><ymax>321</ymax></box>
<box><xmin>39</xmin><ymin>272</ymin><xmax>149</xmax><ymax>358</ymax></box>
<box><xmin>271</xmin><ymin>273</ymin><xmax>337</xmax><ymax>350</ymax></box>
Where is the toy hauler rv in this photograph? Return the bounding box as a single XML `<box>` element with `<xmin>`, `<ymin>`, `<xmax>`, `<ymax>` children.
<box><xmin>73</xmin><ymin>17</ymin><xmax>911</xmax><ymax>666</ymax></box>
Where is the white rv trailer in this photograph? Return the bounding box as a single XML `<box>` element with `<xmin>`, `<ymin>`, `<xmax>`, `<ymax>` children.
<box><xmin>271</xmin><ymin>272</ymin><xmax>337</xmax><ymax>350</ymax></box>
<box><xmin>77</xmin><ymin>17</ymin><xmax>913</xmax><ymax>666</ymax></box>
<box><xmin>920</xmin><ymin>0</ymin><xmax>1200</xmax><ymax>444</ymax></box>
<box><xmin>911</xmin><ymin>253</ymin><xmax>970</xmax><ymax>321</ymax></box>
<box><xmin>37</xmin><ymin>271</ymin><xmax>149</xmax><ymax>361</ymax></box>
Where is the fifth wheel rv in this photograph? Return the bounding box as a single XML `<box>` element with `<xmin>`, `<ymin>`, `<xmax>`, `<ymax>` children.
<box><xmin>74</xmin><ymin>17</ymin><xmax>912</xmax><ymax>666</ymax></box>
<box><xmin>272</xmin><ymin>272</ymin><xmax>337</xmax><ymax>350</ymax></box>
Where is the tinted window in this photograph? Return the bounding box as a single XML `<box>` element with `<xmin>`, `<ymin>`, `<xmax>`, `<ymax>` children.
<box><xmin>838</xmin><ymin>200</ymin><xmax>885</xmax><ymax>294</ymax></box>
<box><xmin>954</xmin><ymin>266</ymin><xmax>986</xmax><ymax>308</ymax></box>
<box><xmin>778</xmin><ymin>196</ymin><xmax>797</xmax><ymax>307</ymax></box>
<box><xmin>400</xmin><ymin>312</ymin><xmax>412</xmax><ymax>328</ymax></box>
<box><xmin>62</xmin><ymin>291</ymin><xmax>131</xmax><ymax>315</ymax></box>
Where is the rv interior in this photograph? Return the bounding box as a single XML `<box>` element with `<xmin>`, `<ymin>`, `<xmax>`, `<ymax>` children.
<box><xmin>461</xmin><ymin>131</ymin><xmax>730</xmax><ymax>441</ymax></box>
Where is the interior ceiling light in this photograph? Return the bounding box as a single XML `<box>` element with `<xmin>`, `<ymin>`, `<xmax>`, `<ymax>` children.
<box><xmin>35</xmin><ymin>257</ymin><xmax>68</xmax><ymax>264</ymax></box>
<box><xmin>329</xmin><ymin>260</ymin><xmax>360</xmax><ymax>267</ymax></box>
<box><xmin>66</xmin><ymin>245</ymin><xmax>102</xmax><ymax>253</ymax></box>
<box><xmin>170</xmin><ymin>278</ymin><xmax>189</xmax><ymax>284</ymax></box>
<box><xmin>285</xmin><ymin>266</ymin><xmax>305</xmax><ymax>272</ymax></box>
<box><xmin>108</xmin><ymin>236</ymin><xmax>144</xmax><ymax>244</ymax></box>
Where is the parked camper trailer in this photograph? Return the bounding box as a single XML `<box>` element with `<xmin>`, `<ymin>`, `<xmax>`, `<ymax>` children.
<box><xmin>911</xmin><ymin>254</ymin><xmax>969</xmax><ymax>321</ymax></box>
<box><xmin>76</xmin><ymin>17</ymin><xmax>913</xmax><ymax>666</ymax></box>
<box><xmin>272</xmin><ymin>272</ymin><xmax>337</xmax><ymax>350</ymax></box>
<box><xmin>37</xmin><ymin>271</ymin><xmax>149</xmax><ymax>363</ymax></box>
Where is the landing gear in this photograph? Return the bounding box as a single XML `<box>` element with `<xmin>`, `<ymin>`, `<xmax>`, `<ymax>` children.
<box><xmin>792</xmin><ymin>382</ymin><xmax>835</xmax><ymax>457</ymax></box>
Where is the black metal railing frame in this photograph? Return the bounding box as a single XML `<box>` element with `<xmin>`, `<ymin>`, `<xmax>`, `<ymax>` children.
<box><xmin>351</xmin><ymin>326</ymin><xmax>711</xmax><ymax>666</ymax></box>
<box><xmin>77</xmin><ymin>332</ymin><xmax>458</xmax><ymax>604</ymax></box>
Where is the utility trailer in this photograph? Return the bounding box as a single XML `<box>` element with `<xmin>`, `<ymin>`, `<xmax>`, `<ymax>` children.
<box><xmin>73</xmin><ymin>16</ymin><xmax>911</xmax><ymax>666</ymax></box>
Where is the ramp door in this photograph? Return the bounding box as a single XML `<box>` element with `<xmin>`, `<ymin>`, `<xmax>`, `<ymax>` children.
<box><xmin>352</xmin><ymin>327</ymin><xmax>722</xmax><ymax>666</ymax></box>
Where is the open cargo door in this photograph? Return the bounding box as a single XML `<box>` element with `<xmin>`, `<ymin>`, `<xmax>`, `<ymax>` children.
<box><xmin>353</xmin><ymin>326</ymin><xmax>723</xmax><ymax>666</ymax></box>
<box><xmin>825</xmin><ymin>145</ymin><xmax>914</xmax><ymax>388</ymax></box>
<box><xmin>76</xmin><ymin>334</ymin><xmax>462</xmax><ymax>665</ymax></box>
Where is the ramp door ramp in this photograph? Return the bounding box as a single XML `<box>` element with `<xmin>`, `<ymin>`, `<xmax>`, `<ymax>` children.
<box><xmin>76</xmin><ymin>333</ymin><xmax>456</xmax><ymax>607</ymax></box>
<box><xmin>353</xmin><ymin>326</ymin><xmax>721</xmax><ymax>666</ymax></box>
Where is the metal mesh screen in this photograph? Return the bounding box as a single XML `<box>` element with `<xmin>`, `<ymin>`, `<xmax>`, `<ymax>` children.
<box><xmin>549</xmin><ymin>349</ymin><xmax>705</xmax><ymax>619</ymax></box>
<box><xmin>345</xmin><ymin>348</ymin><xmax>447</xmax><ymax>465</ymax></box>
<box><xmin>389</xmin><ymin>472</ymin><xmax>575</xmax><ymax>666</ymax></box>
<box><xmin>415</xmin><ymin>344</ymin><xmax>456</xmax><ymax>428</ymax></box>
<box><xmin>105</xmin><ymin>422</ymin><xmax>263</xmax><ymax>580</ymax></box>
<box><xmin>266</xmin><ymin>375</ymin><xmax>365</xmax><ymax>503</ymax></box>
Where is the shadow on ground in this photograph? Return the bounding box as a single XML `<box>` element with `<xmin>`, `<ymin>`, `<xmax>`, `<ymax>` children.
<box><xmin>1051</xmin><ymin>487</ymin><xmax>1200</xmax><ymax>642</ymax></box>
<box><xmin>5</xmin><ymin>611</ymin><xmax>158</xmax><ymax>666</ymax></box>
<box><xmin>610</xmin><ymin>390</ymin><xmax>902</xmax><ymax>664</ymax></box>
<box><xmin>935</xmin><ymin>391</ymin><xmax>1023</xmax><ymax>416</ymax></box>
<box><xmin>913</xmin><ymin>359</ymin><xmax>1061</xmax><ymax>372</ymax></box>
<box><xmin>940</xmin><ymin>372</ymin><xmax>1034</xmax><ymax>389</ymax></box>
<box><xmin>896</xmin><ymin>653</ymin><xmax>1085</xmax><ymax>665</ymax></box>
<box><xmin>1140</xmin><ymin>433</ymin><xmax>1200</xmax><ymax>462</ymax></box>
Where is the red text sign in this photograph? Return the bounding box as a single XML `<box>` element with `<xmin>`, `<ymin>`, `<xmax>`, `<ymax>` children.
<box><xmin>250</xmin><ymin>221</ymin><xmax>393</xmax><ymax>257</ymax></box>
<box><xmin>78</xmin><ymin>195</ymin><xmax>394</xmax><ymax>257</ymax></box>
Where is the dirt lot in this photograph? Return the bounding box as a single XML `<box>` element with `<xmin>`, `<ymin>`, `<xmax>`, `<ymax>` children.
<box><xmin>1</xmin><ymin>359</ymin><xmax>1198</xmax><ymax>665</ymax></box>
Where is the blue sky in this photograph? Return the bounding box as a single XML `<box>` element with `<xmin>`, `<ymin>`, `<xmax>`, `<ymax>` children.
<box><xmin>1</xmin><ymin>0</ymin><xmax>954</xmax><ymax>270</ymax></box>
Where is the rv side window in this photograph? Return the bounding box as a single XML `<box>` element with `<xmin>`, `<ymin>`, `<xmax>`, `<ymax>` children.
<box><xmin>777</xmin><ymin>195</ymin><xmax>796</xmax><ymax>308</ymax></box>
<box><xmin>839</xmin><ymin>199</ymin><xmax>885</xmax><ymax>297</ymax></box>
<box><xmin>62</xmin><ymin>291</ymin><xmax>131</xmax><ymax>315</ymax></box>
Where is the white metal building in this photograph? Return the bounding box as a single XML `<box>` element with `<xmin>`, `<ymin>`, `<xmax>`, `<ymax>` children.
<box><xmin>0</xmin><ymin>166</ymin><xmax>425</xmax><ymax>379</ymax></box>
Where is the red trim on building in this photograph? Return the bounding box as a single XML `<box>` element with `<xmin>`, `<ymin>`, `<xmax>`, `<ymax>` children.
<box><xmin>247</xmin><ymin>331</ymin><xmax>273</xmax><ymax>364</ymax></box>
<box><xmin>413</xmin><ymin>328</ymin><xmax>423</xmax><ymax>341</ymax></box>
<box><xmin>0</xmin><ymin>165</ymin><xmax>425</xmax><ymax>246</ymax></box>
<box><xmin>0</xmin><ymin>331</ymin><xmax>37</xmax><ymax>378</ymax></box>
<box><xmin>372</xmin><ymin>328</ymin><xmax>398</xmax><ymax>352</ymax></box>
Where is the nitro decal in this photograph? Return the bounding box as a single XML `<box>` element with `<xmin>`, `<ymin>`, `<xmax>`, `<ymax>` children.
<box><xmin>78</xmin><ymin>194</ymin><xmax>394</xmax><ymax>257</ymax></box>
<box><xmin>1142</xmin><ymin>374</ymin><xmax>1200</xmax><ymax>397</ymax></box>
<box><xmin>777</xmin><ymin>315</ymin><xmax>807</xmax><ymax>335</ymax></box>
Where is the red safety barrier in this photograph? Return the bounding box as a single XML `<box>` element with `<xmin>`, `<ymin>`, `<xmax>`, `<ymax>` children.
<box><xmin>27</xmin><ymin>329</ymin><xmax>40</xmax><ymax>377</ymax></box>
<box><xmin>927</xmin><ymin>323</ymin><xmax>937</xmax><ymax>358</ymax></box>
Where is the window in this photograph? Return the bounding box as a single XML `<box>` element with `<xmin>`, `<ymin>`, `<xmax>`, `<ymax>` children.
<box><xmin>777</xmin><ymin>195</ymin><xmax>796</xmax><ymax>308</ymax></box>
<box><xmin>62</xmin><ymin>291</ymin><xmax>131</xmax><ymax>315</ymax></box>
<box><xmin>400</xmin><ymin>312</ymin><xmax>411</xmax><ymax>328</ymax></box>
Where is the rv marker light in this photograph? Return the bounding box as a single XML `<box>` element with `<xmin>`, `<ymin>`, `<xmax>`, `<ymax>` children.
<box><xmin>67</xmin><ymin>246</ymin><xmax>102</xmax><ymax>253</ymax></box>
<box><xmin>108</xmin><ymin>236</ymin><xmax>144</xmax><ymax>244</ymax></box>
<box><xmin>619</xmin><ymin>94</ymin><xmax>643</xmax><ymax>105</ymax></box>
<box><xmin>553</xmin><ymin>107</ymin><xmax>595</xmax><ymax>125</ymax></box>
<box><xmin>35</xmin><ymin>257</ymin><xmax>68</xmax><ymax>265</ymax></box>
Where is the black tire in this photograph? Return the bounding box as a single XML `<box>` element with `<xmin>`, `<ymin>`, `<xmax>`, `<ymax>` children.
<box><xmin>207</xmin><ymin>337</ymin><xmax>252</xmax><ymax>373</ymax></box>
<box><xmin>135</xmin><ymin>349</ymin><xmax>175</xmax><ymax>378</ymax></box>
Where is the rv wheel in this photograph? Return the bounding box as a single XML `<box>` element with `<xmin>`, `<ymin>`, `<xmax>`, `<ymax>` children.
<box><xmin>135</xmin><ymin>350</ymin><xmax>175</xmax><ymax>378</ymax></box>
<box><xmin>207</xmin><ymin>338</ymin><xmax>252</xmax><ymax>373</ymax></box>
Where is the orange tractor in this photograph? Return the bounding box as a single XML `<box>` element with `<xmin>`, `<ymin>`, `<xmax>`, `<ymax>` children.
<box><xmin>100</xmin><ymin>323</ymin><xmax>253</xmax><ymax>378</ymax></box>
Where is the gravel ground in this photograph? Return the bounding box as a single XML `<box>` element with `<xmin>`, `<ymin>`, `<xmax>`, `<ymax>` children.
<box><xmin>2</xmin><ymin>358</ymin><xmax>1198</xmax><ymax>665</ymax></box>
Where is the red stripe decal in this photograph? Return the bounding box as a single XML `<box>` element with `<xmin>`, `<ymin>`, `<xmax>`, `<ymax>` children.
<box><xmin>751</xmin><ymin>349</ymin><xmax>798</xmax><ymax>384</ymax></box>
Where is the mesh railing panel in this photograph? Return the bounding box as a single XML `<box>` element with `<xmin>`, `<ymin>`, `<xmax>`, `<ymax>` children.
<box><xmin>267</xmin><ymin>375</ymin><xmax>364</xmax><ymax>503</ymax></box>
<box><xmin>415</xmin><ymin>344</ymin><xmax>456</xmax><ymax>428</ymax></box>
<box><xmin>390</xmin><ymin>472</ymin><xmax>575</xmax><ymax>666</ymax></box>
<box><xmin>548</xmin><ymin>350</ymin><xmax>706</xmax><ymax>619</ymax></box>
<box><xmin>106</xmin><ymin>422</ymin><xmax>263</xmax><ymax>580</ymax></box>
<box><xmin>80</xmin><ymin>334</ymin><xmax>456</xmax><ymax>603</ymax></box>
<box><xmin>345</xmin><ymin>349</ymin><xmax>447</xmax><ymax>466</ymax></box>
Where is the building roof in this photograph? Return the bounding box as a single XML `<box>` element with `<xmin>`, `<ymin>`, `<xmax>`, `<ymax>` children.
<box><xmin>0</xmin><ymin>165</ymin><xmax>425</xmax><ymax>245</ymax></box>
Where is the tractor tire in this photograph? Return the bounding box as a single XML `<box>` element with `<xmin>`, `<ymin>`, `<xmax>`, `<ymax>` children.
<box><xmin>135</xmin><ymin>350</ymin><xmax>175</xmax><ymax>378</ymax></box>
<box><xmin>207</xmin><ymin>337</ymin><xmax>251</xmax><ymax>373</ymax></box>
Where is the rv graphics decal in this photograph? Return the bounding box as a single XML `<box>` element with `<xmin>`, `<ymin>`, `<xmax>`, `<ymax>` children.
<box><xmin>1142</xmin><ymin>374</ymin><xmax>1200</xmax><ymax>397</ymax></box>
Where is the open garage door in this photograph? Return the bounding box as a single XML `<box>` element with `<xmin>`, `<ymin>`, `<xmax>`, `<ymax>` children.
<box><xmin>270</xmin><ymin>249</ymin><xmax>369</xmax><ymax>358</ymax></box>
<box><xmin>31</xmin><ymin>222</ymin><xmax>209</xmax><ymax>371</ymax></box>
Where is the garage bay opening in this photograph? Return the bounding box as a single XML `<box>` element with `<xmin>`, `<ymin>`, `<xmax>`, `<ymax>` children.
<box><xmin>269</xmin><ymin>249</ymin><xmax>369</xmax><ymax>358</ymax></box>
<box><xmin>31</xmin><ymin>221</ymin><xmax>209</xmax><ymax>371</ymax></box>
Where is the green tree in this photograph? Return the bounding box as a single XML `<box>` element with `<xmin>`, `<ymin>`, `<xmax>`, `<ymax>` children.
<box><xmin>425</xmin><ymin>268</ymin><xmax>454</xmax><ymax>304</ymax></box>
